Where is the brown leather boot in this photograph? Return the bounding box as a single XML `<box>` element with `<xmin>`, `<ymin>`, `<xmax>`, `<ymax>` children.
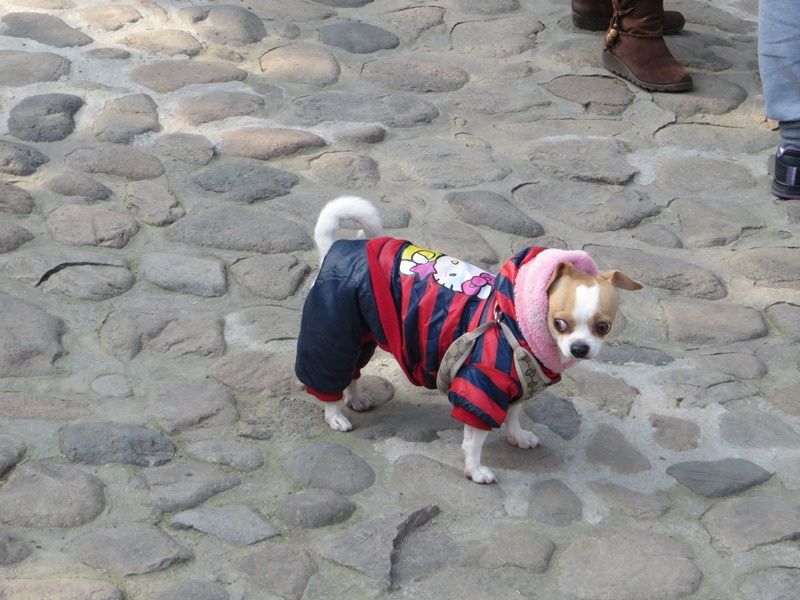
<box><xmin>572</xmin><ymin>0</ymin><xmax>685</xmax><ymax>34</ymax></box>
<box><xmin>602</xmin><ymin>0</ymin><xmax>692</xmax><ymax>92</ymax></box>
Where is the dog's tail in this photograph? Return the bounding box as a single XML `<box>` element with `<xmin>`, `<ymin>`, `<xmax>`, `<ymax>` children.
<box><xmin>314</xmin><ymin>196</ymin><xmax>383</xmax><ymax>263</ymax></box>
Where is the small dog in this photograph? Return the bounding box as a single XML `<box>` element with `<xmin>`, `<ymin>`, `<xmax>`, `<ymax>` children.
<box><xmin>295</xmin><ymin>197</ymin><xmax>642</xmax><ymax>483</ymax></box>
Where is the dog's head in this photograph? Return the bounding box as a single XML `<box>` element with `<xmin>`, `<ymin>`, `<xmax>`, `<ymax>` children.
<box><xmin>546</xmin><ymin>263</ymin><xmax>642</xmax><ymax>361</ymax></box>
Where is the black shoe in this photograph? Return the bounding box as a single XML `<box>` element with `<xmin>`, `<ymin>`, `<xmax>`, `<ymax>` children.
<box><xmin>772</xmin><ymin>145</ymin><xmax>800</xmax><ymax>200</ymax></box>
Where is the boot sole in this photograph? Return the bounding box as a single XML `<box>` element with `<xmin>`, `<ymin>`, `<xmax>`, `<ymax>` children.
<box><xmin>771</xmin><ymin>180</ymin><xmax>800</xmax><ymax>200</ymax></box>
<box><xmin>602</xmin><ymin>51</ymin><xmax>692</xmax><ymax>92</ymax></box>
<box><xmin>572</xmin><ymin>12</ymin><xmax>682</xmax><ymax>34</ymax></box>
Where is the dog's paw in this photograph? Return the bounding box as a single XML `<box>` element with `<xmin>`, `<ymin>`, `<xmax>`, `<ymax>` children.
<box><xmin>507</xmin><ymin>430</ymin><xmax>540</xmax><ymax>449</ymax></box>
<box><xmin>465</xmin><ymin>465</ymin><xmax>497</xmax><ymax>484</ymax></box>
<box><xmin>325</xmin><ymin>413</ymin><xmax>353</xmax><ymax>432</ymax></box>
<box><xmin>346</xmin><ymin>392</ymin><xmax>374</xmax><ymax>412</ymax></box>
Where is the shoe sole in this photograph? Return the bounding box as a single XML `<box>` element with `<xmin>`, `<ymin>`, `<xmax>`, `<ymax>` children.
<box><xmin>572</xmin><ymin>13</ymin><xmax>682</xmax><ymax>34</ymax></box>
<box><xmin>771</xmin><ymin>180</ymin><xmax>800</xmax><ymax>200</ymax></box>
<box><xmin>602</xmin><ymin>51</ymin><xmax>692</xmax><ymax>92</ymax></box>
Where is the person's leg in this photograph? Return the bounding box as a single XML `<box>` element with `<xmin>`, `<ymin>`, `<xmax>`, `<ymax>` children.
<box><xmin>759</xmin><ymin>0</ymin><xmax>800</xmax><ymax>199</ymax></box>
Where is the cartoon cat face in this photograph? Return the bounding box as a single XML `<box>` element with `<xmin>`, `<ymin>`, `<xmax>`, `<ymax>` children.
<box><xmin>433</xmin><ymin>256</ymin><xmax>494</xmax><ymax>299</ymax></box>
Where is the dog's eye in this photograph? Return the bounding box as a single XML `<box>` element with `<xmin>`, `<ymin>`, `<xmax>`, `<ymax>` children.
<box><xmin>554</xmin><ymin>319</ymin><xmax>569</xmax><ymax>333</ymax></box>
<box><xmin>596</xmin><ymin>321</ymin><xmax>611</xmax><ymax>335</ymax></box>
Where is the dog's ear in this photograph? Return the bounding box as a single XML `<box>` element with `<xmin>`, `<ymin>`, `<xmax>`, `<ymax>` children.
<box><xmin>600</xmin><ymin>270</ymin><xmax>643</xmax><ymax>291</ymax></box>
<box><xmin>546</xmin><ymin>262</ymin><xmax>574</xmax><ymax>292</ymax></box>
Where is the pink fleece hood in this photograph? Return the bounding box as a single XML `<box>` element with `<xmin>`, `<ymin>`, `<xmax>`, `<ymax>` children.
<box><xmin>512</xmin><ymin>249</ymin><xmax>599</xmax><ymax>374</ymax></box>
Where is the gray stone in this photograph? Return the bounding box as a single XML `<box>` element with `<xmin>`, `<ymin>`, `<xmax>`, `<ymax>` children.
<box><xmin>657</xmin><ymin>157</ymin><xmax>756</xmax><ymax>193</ymax></box>
<box><xmin>773</xmin><ymin>382</ymin><xmax>800</xmax><ymax>417</ymax></box>
<box><xmin>315</xmin><ymin>0</ymin><xmax>371</xmax><ymax>5</ymax></box>
<box><xmin>260</xmin><ymin>44</ymin><xmax>340</xmax><ymax>85</ymax></box>
<box><xmin>180</xmin><ymin>4</ymin><xmax>266</xmax><ymax>44</ymax></box>
<box><xmin>739</xmin><ymin>568</ymin><xmax>800</xmax><ymax>600</ymax></box>
<box><xmin>155</xmin><ymin>133</ymin><xmax>215</xmax><ymax>165</ymax></box>
<box><xmin>586</xmin><ymin>244</ymin><xmax>726</xmax><ymax>300</ymax></box>
<box><xmin>125</xmin><ymin>180</ymin><xmax>185</xmax><ymax>226</ymax></box>
<box><xmin>514</xmin><ymin>181</ymin><xmax>658</xmax><ymax>232</ymax></box>
<box><xmin>667</xmin><ymin>458</ymin><xmax>771</xmax><ymax>498</ymax></box>
<box><xmin>176</xmin><ymin>91</ymin><xmax>264</xmax><ymax>126</ymax></box>
<box><xmin>92</xmin><ymin>93</ymin><xmax>159</xmax><ymax>143</ymax></box>
<box><xmin>480</xmin><ymin>530</ymin><xmax>554</xmax><ymax>572</ymax></box>
<box><xmin>59</xmin><ymin>421</ymin><xmax>175</xmax><ymax>466</ymax></box>
<box><xmin>384</xmin><ymin>6</ymin><xmax>444</xmax><ymax>41</ymax></box>
<box><xmin>46</xmin><ymin>171</ymin><xmax>111</xmax><ymax>200</ymax></box>
<box><xmin>0</xmin><ymin>580</ymin><xmax>122</xmax><ymax>600</ymax></box>
<box><xmin>0</xmin><ymin>461</ymin><xmax>104</xmax><ymax>527</ymax></box>
<box><xmin>235</xmin><ymin>544</ymin><xmax>317</xmax><ymax>600</ymax></box>
<box><xmin>221</xmin><ymin>127</ymin><xmax>325</xmax><ymax>160</ymax></box>
<box><xmin>79</xmin><ymin>4</ymin><xmax>141</xmax><ymax>30</ymax></box>
<box><xmin>0</xmin><ymin>435</ymin><xmax>26</xmax><ymax>477</ymax></box>
<box><xmin>171</xmin><ymin>505</ymin><xmax>278</xmax><ymax>545</ymax></box>
<box><xmin>122</xmin><ymin>29</ymin><xmax>202</xmax><ymax>55</ymax></box>
<box><xmin>633</xmin><ymin>223</ymin><xmax>683</xmax><ymax>248</ymax></box>
<box><xmin>559</xmin><ymin>529</ymin><xmax>702</xmax><ymax>600</ymax></box>
<box><xmin>337</xmin><ymin>124</ymin><xmax>387</xmax><ymax>143</ymax></box>
<box><xmin>88</xmin><ymin>47</ymin><xmax>131</xmax><ymax>59</ymax></box>
<box><xmin>768</xmin><ymin>303</ymin><xmax>800</xmax><ymax>341</ymax></box>
<box><xmin>664</xmin><ymin>299</ymin><xmax>767</xmax><ymax>347</ymax></box>
<box><xmin>167</xmin><ymin>206</ymin><xmax>312</xmax><ymax>253</ymax></box>
<box><xmin>188</xmin><ymin>159</ymin><xmax>298</xmax><ymax>203</ymax></box>
<box><xmin>400</xmin><ymin>568</ymin><xmax>532</xmax><ymax>600</ymax></box>
<box><xmin>0</xmin><ymin>140</ymin><xmax>48</xmax><ymax>175</ymax></box>
<box><xmin>0</xmin><ymin>221</ymin><xmax>32</xmax><ymax>253</ymax></box>
<box><xmin>354</xmin><ymin>402</ymin><xmax>457</xmax><ymax>442</ymax></box>
<box><xmin>451</xmin><ymin>18</ymin><xmax>543</xmax><ymax>58</ymax></box>
<box><xmin>445</xmin><ymin>190</ymin><xmax>543</xmax><ymax>237</ymax></box>
<box><xmin>587</xmin><ymin>424</ymin><xmax>651</xmax><ymax>474</ymax></box>
<box><xmin>283</xmin><ymin>442</ymin><xmax>375</xmax><ymax>495</ymax></box>
<box><xmin>653</xmin><ymin>73</ymin><xmax>747</xmax><ymax>117</ymax></box>
<box><xmin>285</xmin><ymin>91</ymin><xmax>439</xmax><ymax>128</ymax></box>
<box><xmin>0</xmin><ymin>293</ymin><xmax>64</xmax><ymax>377</ymax></box>
<box><xmin>543</xmin><ymin>74</ymin><xmax>634</xmax><ymax>115</ymax></box>
<box><xmin>152</xmin><ymin>582</ymin><xmax>229</xmax><ymax>600</ymax></box>
<box><xmin>362</xmin><ymin>59</ymin><xmax>468</xmax><ymax>92</ymax></box>
<box><xmin>667</xmin><ymin>197</ymin><xmax>762</xmax><ymax>247</ymax></box>
<box><xmin>654</xmin><ymin>368</ymin><xmax>755</xmax><ymax>408</ymax></box>
<box><xmin>131</xmin><ymin>60</ymin><xmax>246</xmax><ymax>93</ymax></box>
<box><xmin>0</xmin><ymin>181</ymin><xmax>34</xmax><ymax>214</ymax></box>
<box><xmin>42</xmin><ymin>264</ymin><xmax>135</xmax><ymax>300</ymax></box>
<box><xmin>133</xmin><ymin>461</ymin><xmax>241</xmax><ymax>511</ymax></box>
<box><xmin>71</xmin><ymin>524</ymin><xmax>192</xmax><ymax>576</ymax></box>
<box><xmin>310</xmin><ymin>151</ymin><xmax>379</xmax><ymax>189</ymax></box>
<box><xmin>672</xmin><ymin>0</ymin><xmax>754</xmax><ymax>33</ymax></box>
<box><xmin>0</xmin><ymin>50</ymin><xmax>69</xmax><ymax>86</ymax></box>
<box><xmin>318</xmin><ymin>506</ymin><xmax>440</xmax><ymax>588</ymax></box>
<box><xmin>690</xmin><ymin>352</ymin><xmax>766</xmax><ymax>380</ymax></box>
<box><xmin>731</xmin><ymin>247</ymin><xmax>800</xmax><ymax>290</ymax></box>
<box><xmin>656</xmin><ymin>123</ymin><xmax>777</xmax><ymax>154</ymax></box>
<box><xmin>590</xmin><ymin>482</ymin><xmax>671</xmax><ymax>519</ymax></box>
<box><xmin>91</xmin><ymin>373</ymin><xmax>133</xmax><ymax>398</ymax></box>
<box><xmin>393</xmin><ymin>138</ymin><xmax>510</xmax><ymax>189</ymax></box>
<box><xmin>527</xmin><ymin>479</ymin><xmax>582</xmax><ymax>525</ymax></box>
<box><xmin>649</xmin><ymin>413</ymin><xmax>701</xmax><ymax>451</ymax></box>
<box><xmin>599</xmin><ymin>345</ymin><xmax>673</xmax><ymax>366</ymax></box>
<box><xmin>702</xmin><ymin>496</ymin><xmax>800</xmax><ymax>551</ymax></box>
<box><xmin>100</xmin><ymin>310</ymin><xmax>224</xmax><ymax>360</ymax></box>
<box><xmin>276</xmin><ymin>488</ymin><xmax>356</xmax><ymax>529</ymax></box>
<box><xmin>393</xmin><ymin>527</ymin><xmax>464</xmax><ymax>588</ymax></box>
<box><xmin>524</xmin><ymin>393</ymin><xmax>581</xmax><ymax>440</ymax></box>
<box><xmin>452</xmin><ymin>85</ymin><xmax>551</xmax><ymax>115</ymax></box>
<box><xmin>720</xmin><ymin>409</ymin><xmax>800</xmax><ymax>448</ymax></box>
<box><xmin>210</xmin><ymin>351</ymin><xmax>302</xmax><ymax>396</ymax></box>
<box><xmin>187</xmin><ymin>439</ymin><xmax>263</xmax><ymax>471</ymax></box>
<box><xmin>8</xmin><ymin>93</ymin><xmax>83</xmax><ymax>142</ymax></box>
<box><xmin>318</xmin><ymin>21</ymin><xmax>399</xmax><ymax>54</ymax></box>
<box><xmin>3</xmin><ymin>12</ymin><xmax>92</xmax><ymax>47</ymax></box>
<box><xmin>526</xmin><ymin>137</ymin><xmax>636</xmax><ymax>185</ymax></box>
<box><xmin>231</xmin><ymin>254</ymin><xmax>309</xmax><ymax>300</ymax></box>
<box><xmin>459</xmin><ymin>0</ymin><xmax>518</xmax><ymax>13</ymax></box>
<box><xmin>47</xmin><ymin>204</ymin><xmax>139</xmax><ymax>248</ymax></box>
<box><xmin>140</xmin><ymin>252</ymin><xmax>227</xmax><ymax>297</ymax></box>
<box><xmin>225</xmin><ymin>305</ymin><xmax>300</xmax><ymax>345</ymax></box>
<box><xmin>775</xmin><ymin>455</ymin><xmax>800</xmax><ymax>491</ymax></box>
<box><xmin>568</xmin><ymin>368</ymin><xmax>639</xmax><ymax>418</ymax></box>
<box><xmin>0</xmin><ymin>529</ymin><xmax>30</xmax><ymax>566</ymax></box>
<box><xmin>418</xmin><ymin>221</ymin><xmax>498</xmax><ymax>267</ymax></box>
<box><xmin>66</xmin><ymin>145</ymin><xmax>164</xmax><ymax>180</ymax></box>
<box><xmin>147</xmin><ymin>379</ymin><xmax>236</xmax><ymax>434</ymax></box>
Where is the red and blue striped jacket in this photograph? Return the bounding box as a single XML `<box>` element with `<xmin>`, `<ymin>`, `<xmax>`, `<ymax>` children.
<box><xmin>366</xmin><ymin>238</ymin><xmax>560</xmax><ymax>430</ymax></box>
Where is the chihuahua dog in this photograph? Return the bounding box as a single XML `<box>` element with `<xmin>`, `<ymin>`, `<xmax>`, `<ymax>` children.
<box><xmin>295</xmin><ymin>197</ymin><xmax>642</xmax><ymax>483</ymax></box>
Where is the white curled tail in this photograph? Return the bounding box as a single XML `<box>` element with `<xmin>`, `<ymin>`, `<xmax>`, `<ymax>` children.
<box><xmin>313</xmin><ymin>196</ymin><xmax>383</xmax><ymax>263</ymax></box>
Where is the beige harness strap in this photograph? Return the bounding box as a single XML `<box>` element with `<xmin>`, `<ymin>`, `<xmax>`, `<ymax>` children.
<box><xmin>436</xmin><ymin>310</ymin><xmax>550</xmax><ymax>401</ymax></box>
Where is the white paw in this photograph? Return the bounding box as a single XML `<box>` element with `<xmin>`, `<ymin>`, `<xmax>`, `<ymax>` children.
<box><xmin>507</xmin><ymin>430</ymin><xmax>540</xmax><ymax>449</ymax></box>
<box><xmin>346</xmin><ymin>392</ymin><xmax>374</xmax><ymax>412</ymax></box>
<box><xmin>326</xmin><ymin>413</ymin><xmax>352</xmax><ymax>432</ymax></box>
<box><xmin>465</xmin><ymin>465</ymin><xmax>497</xmax><ymax>484</ymax></box>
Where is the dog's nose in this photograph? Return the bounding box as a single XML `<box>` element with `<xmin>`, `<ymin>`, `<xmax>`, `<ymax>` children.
<box><xmin>570</xmin><ymin>342</ymin><xmax>590</xmax><ymax>358</ymax></box>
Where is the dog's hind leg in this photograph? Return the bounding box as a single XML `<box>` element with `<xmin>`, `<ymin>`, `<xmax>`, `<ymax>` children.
<box><xmin>505</xmin><ymin>402</ymin><xmax>540</xmax><ymax>449</ymax></box>
<box><xmin>345</xmin><ymin>379</ymin><xmax>374</xmax><ymax>412</ymax></box>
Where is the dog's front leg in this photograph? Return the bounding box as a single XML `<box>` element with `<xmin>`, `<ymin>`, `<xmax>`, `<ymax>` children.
<box><xmin>505</xmin><ymin>403</ymin><xmax>540</xmax><ymax>449</ymax></box>
<box><xmin>324</xmin><ymin>400</ymin><xmax>352</xmax><ymax>432</ymax></box>
<box><xmin>462</xmin><ymin>425</ymin><xmax>496</xmax><ymax>484</ymax></box>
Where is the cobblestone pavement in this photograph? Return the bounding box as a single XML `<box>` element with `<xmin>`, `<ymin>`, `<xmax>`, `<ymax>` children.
<box><xmin>1</xmin><ymin>0</ymin><xmax>799</xmax><ymax>598</ymax></box>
